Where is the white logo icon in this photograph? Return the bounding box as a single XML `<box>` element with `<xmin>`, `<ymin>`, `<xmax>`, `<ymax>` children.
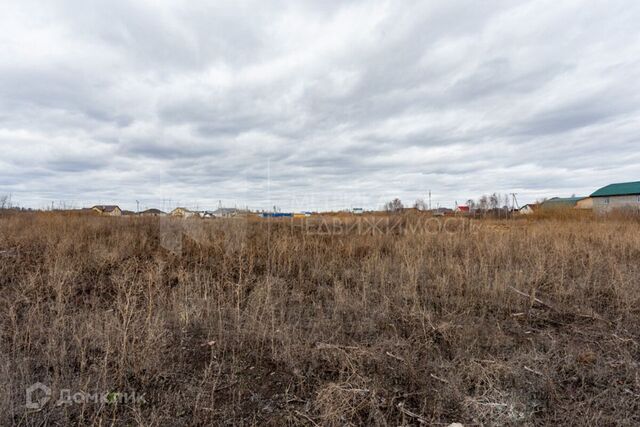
<box><xmin>25</xmin><ymin>382</ymin><xmax>51</xmax><ymax>410</ymax></box>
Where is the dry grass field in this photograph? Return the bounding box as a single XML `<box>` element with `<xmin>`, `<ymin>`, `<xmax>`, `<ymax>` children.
<box><xmin>1</xmin><ymin>212</ymin><xmax>640</xmax><ymax>425</ymax></box>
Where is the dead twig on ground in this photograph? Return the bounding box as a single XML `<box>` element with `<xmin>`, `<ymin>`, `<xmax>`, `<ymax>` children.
<box><xmin>385</xmin><ymin>351</ymin><xmax>405</xmax><ymax>362</ymax></box>
<box><xmin>523</xmin><ymin>366</ymin><xmax>543</xmax><ymax>376</ymax></box>
<box><xmin>508</xmin><ymin>286</ymin><xmax>553</xmax><ymax>309</ymax></box>
<box><xmin>315</xmin><ymin>342</ymin><xmax>360</xmax><ymax>351</ymax></box>
<box><xmin>430</xmin><ymin>373</ymin><xmax>449</xmax><ymax>384</ymax></box>
<box><xmin>397</xmin><ymin>403</ymin><xmax>428</xmax><ymax>424</ymax></box>
<box><xmin>294</xmin><ymin>410</ymin><xmax>320</xmax><ymax>426</ymax></box>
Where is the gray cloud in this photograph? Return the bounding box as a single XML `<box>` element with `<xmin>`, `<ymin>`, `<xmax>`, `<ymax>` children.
<box><xmin>1</xmin><ymin>0</ymin><xmax>640</xmax><ymax>211</ymax></box>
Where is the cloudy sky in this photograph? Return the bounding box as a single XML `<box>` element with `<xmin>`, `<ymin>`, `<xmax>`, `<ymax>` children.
<box><xmin>1</xmin><ymin>0</ymin><xmax>639</xmax><ymax>211</ymax></box>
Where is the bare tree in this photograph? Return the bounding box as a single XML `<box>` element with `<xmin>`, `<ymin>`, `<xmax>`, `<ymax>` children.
<box><xmin>0</xmin><ymin>194</ymin><xmax>8</xmax><ymax>210</ymax></box>
<box><xmin>489</xmin><ymin>193</ymin><xmax>499</xmax><ymax>210</ymax></box>
<box><xmin>478</xmin><ymin>195</ymin><xmax>489</xmax><ymax>212</ymax></box>
<box><xmin>413</xmin><ymin>198</ymin><xmax>427</xmax><ymax>211</ymax></box>
<box><xmin>385</xmin><ymin>198</ymin><xmax>404</xmax><ymax>213</ymax></box>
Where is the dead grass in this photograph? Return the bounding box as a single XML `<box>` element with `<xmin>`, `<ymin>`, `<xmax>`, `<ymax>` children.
<box><xmin>1</xmin><ymin>212</ymin><xmax>640</xmax><ymax>425</ymax></box>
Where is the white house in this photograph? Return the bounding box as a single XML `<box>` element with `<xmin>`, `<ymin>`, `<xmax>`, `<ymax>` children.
<box><xmin>518</xmin><ymin>204</ymin><xmax>539</xmax><ymax>215</ymax></box>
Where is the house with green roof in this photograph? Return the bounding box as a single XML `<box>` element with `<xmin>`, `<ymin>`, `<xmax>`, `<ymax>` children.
<box><xmin>589</xmin><ymin>181</ymin><xmax>640</xmax><ymax>212</ymax></box>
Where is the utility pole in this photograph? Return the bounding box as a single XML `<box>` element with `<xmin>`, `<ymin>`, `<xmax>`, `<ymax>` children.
<box><xmin>136</xmin><ymin>200</ymin><xmax>139</xmax><ymax>214</ymax></box>
<box><xmin>511</xmin><ymin>193</ymin><xmax>520</xmax><ymax>210</ymax></box>
<box><xmin>428</xmin><ymin>190</ymin><xmax>432</xmax><ymax>211</ymax></box>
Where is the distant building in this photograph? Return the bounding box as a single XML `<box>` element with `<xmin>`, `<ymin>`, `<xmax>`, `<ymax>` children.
<box><xmin>540</xmin><ymin>197</ymin><xmax>584</xmax><ymax>210</ymax></box>
<box><xmin>212</xmin><ymin>208</ymin><xmax>239</xmax><ymax>218</ymax></box>
<box><xmin>170</xmin><ymin>207</ymin><xmax>196</xmax><ymax>218</ymax></box>
<box><xmin>91</xmin><ymin>205</ymin><xmax>122</xmax><ymax>216</ymax></box>
<box><xmin>519</xmin><ymin>204</ymin><xmax>539</xmax><ymax>215</ymax></box>
<box><xmin>140</xmin><ymin>208</ymin><xmax>166</xmax><ymax>217</ymax></box>
<box><xmin>575</xmin><ymin>197</ymin><xmax>593</xmax><ymax>210</ymax></box>
<box><xmin>590</xmin><ymin>181</ymin><xmax>640</xmax><ymax>212</ymax></box>
<box><xmin>455</xmin><ymin>205</ymin><xmax>470</xmax><ymax>214</ymax></box>
<box><xmin>352</xmin><ymin>208</ymin><xmax>364</xmax><ymax>215</ymax></box>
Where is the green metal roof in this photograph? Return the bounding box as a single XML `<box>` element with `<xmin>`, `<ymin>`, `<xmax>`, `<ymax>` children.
<box><xmin>541</xmin><ymin>197</ymin><xmax>585</xmax><ymax>208</ymax></box>
<box><xmin>590</xmin><ymin>181</ymin><xmax>640</xmax><ymax>197</ymax></box>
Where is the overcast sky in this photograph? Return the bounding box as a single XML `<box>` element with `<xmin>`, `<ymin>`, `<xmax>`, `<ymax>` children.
<box><xmin>1</xmin><ymin>0</ymin><xmax>639</xmax><ymax>211</ymax></box>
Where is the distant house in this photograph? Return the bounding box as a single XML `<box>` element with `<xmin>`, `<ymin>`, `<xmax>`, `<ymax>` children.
<box><xmin>455</xmin><ymin>205</ymin><xmax>470</xmax><ymax>214</ymax></box>
<box><xmin>540</xmin><ymin>197</ymin><xmax>584</xmax><ymax>210</ymax></box>
<box><xmin>140</xmin><ymin>208</ymin><xmax>166</xmax><ymax>217</ymax></box>
<box><xmin>91</xmin><ymin>205</ymin><xmax>122</xmax><ymax>216</ymax></box>
<box><xmin>590</xmin><ymin>181</ymin><xmax>640</xmax><ymax>212</ymax></box>
<box><xmin>400</xmin><ymin>207</ymin><xmax>423</xmax><ymax>215</ymax></box>
<box><xmin>352</xmin><ymin>208</ymin><xmax>364</xmax><ymax>215</ymax></box>
<box><xmin>519</xmin><ymin>204</ymin><xmax>539</xmax><ymax>215</ymax></box>
<box><xmin>212</xmin><ymin>207</ymin><xmax>238</xmax><ymax>218</ymax></box>
<box><xmin>170</xmin><ymin>207</ymin><xmax>196</xmax><ymax>218</ymax></box>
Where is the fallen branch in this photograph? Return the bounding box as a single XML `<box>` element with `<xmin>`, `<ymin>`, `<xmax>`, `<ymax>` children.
<box><xmin>385</xmin><ymin>351</ymin><xmax>405</xmax><ymax>362</ymax></box>
<box><xmin>397</xmin><ymin>403</ymin><xmax>428</xmax><ymax>424</ymax></box>
<box><xmin>430</xmin><ymin>373</ymin><xmax>449</xmax><ymax>384</ymax></box>
<box><xmin>294</xmin><ymin>410</ymin><xmax>320</xmax><ymax>426</ymax></box>
<box><xmin>212</xmin><ymin>381</ymin><xmax>238</xmax><ymax>393</ymax></box>
<box><xmin>471</xmin><ymin>358</ymin><xmax>497</xmax><ymax>364</ymax></box>
<box><xmin>315</xmin><ymin>342</ymin><xmax>360</xmax><ymax>351</ymax></box>
<box><xmin>524</xmin><ymin>366</ymin><xmax>543</xmax><ymax>376</ymax></box>
<box><xmin>508</xmin><ymin>286</ymin><xmax>553</xmax><ymax>309</ymax></box>
<box><xmin>337</xmin><ymin>386</ymin><xmax>370</xmax><ymax>394</ymax></box>
<box><xmin>576</xmin><ymin>312</ymin><xmax>611</xmax><ymax>325</ymax></box>
<box><xmin>613</xmin><ymin>334</ymin><xmax>638</xmax><ymax>345</ymax></box>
